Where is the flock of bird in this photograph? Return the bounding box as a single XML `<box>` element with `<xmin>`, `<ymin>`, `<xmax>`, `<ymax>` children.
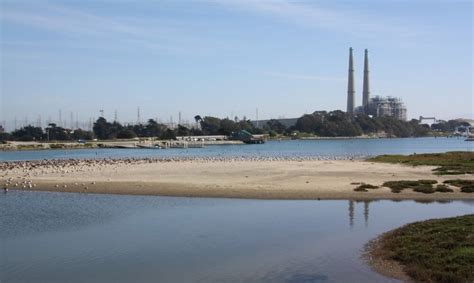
<box><xmin>1</xmin><ymin>154</ymin><xmax>369</xmax><ymax>192</ymax></box>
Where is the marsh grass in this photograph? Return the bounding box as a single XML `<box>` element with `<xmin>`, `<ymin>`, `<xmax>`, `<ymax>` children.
<box><xmin>373</xmin><ymin>214</ymin><xmax>474</xmax><ymax>282</ymax></box>
<box><xmin>435</xmin><ymin>184</ymin><xmax>454</xmax><ymax>193</ymax></box>
<box><xmin>368</xmin><ymin>151</ymin><xmax>474</xmax><ymax>175</ymax></box>
<box><xmin>353</xmin><ymin>183</ymin><xmax>379</xmax><ymax>192</ymax></box>
<box><xmin>442</xmin><ymin>180</ymin><xmax>474</xmax><ymax>193</ymax></box>
<box><xmin>382</xmin><ymin>180</ymin><xmax>438</xmax><ymax>193</ymax></box>
<box><xmin>461</xmin><ymin>185</ymin><xmax>474</xmax><ymax>193</ymax></box>
<box><xmin>443</xmin><ymin>179</ymin><xmax>474</xmax><ymax>187</ymax></box>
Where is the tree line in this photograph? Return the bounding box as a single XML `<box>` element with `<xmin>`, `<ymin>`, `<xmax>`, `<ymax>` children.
<box><xmin>0</xmin><ymin>111</ymin><xmax>469</xmax><ymax>142</ymax></box>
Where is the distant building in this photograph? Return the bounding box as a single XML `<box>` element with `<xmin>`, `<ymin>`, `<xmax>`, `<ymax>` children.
<box><xmin>346</xmin><ymin>48</ymin><xmax>407</xmax><ymax>120</ymax></box>
<box><xmin>359</xmin><ymin>96</ymin><xmax>407</xmax><ymax>121</ymax></box>
<box><xmin>454</xmin><ymin>125</ymin><xmax>474</xmax><ymax>137</ymax></box>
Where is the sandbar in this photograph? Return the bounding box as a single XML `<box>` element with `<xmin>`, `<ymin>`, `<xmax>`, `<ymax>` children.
<box><xmin>3</xmin><ymin>158</ymin><xmax>474</xmax><ymax>200</ymax></box>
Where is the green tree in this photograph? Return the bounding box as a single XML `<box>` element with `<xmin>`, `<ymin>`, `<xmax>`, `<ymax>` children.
<box><xmin>144</xmin><ymin>119</ymin><xmax>166</xmax><ymax>137</ymax></box>
<box><xmin>117</xmin><ymin>129</ymin><xmax>137</xmax><ymax>139</ymax></box>
<box><xmin>160</xmin><ymin>128</ymin><xmax>176</xmax><ymax>140</ymax></box>
<box><xmin>11</xmin><ymin>125</ymin><xmax>45</xmax><ymax>141</ymax></box>
<box><xmin>265</xmin><ymin>119</ymin><xmax>286</xmax><ymax>134</ymax></box>
<box><xmin>93</xmin><ymin>118</ymin><xmax>111</xmax><ymax>140</ymax></box>
<box><xmin>71</xmin><ymin>129</ymin><xmax>94</xmax><ymax>140</ymax></box>
<box><xmin>219</xmin><ymin>118</ymin><xmax>238</xmax><ymax>135</ymax></box>
<box><xmin>200</xmin><ymin>116</ymin><xmax>221</xmax><ymax>135</ymax></box>
<box><xmin>176</xmin><ymin>124</ymin><xmax>191</xmax><ymax>136</ymax></box>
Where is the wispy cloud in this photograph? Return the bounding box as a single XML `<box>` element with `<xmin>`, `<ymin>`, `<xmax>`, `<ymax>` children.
<box><xmin>210</xmin><ymin>0</ymin><xmax>424</xmax><ymax>39</ymax></box>
<box><xmin>0</xmin><ymin>3</ymin><xmax>192</xmax><ymax>54</ymax></box>
<box><xmin>1</xmin><ymin>4</ymin><xmax>157</xmax><ymax>38</ymax></box>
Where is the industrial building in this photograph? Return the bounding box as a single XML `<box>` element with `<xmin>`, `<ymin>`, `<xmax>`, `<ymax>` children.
<box><xmin>348</xmin><ymin>48</ymin><xmax>407</xmax><ymax>120</ymax></box>
<box><xmin>362</xmin><ymin>96</ymin><xmax>407</xmax><ymax>121</ymax></box>
<box><xmin>252</xmin><ymin>48</ymin><xmax>407</xmax><ymax>129</ymax></box>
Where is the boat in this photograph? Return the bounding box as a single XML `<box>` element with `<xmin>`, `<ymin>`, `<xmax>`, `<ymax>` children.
<box><xmin>137</xmin><ymin>144</ymin><xmax>162</xmax><ymax>149</ymax></box>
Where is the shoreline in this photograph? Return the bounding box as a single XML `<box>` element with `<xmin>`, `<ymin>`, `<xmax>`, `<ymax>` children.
<box><xmin>364</xmin><ymin>235</ymin><xmax>411</xmax><ymax>282</ymax></box>
<box><xmin>0</xmin><ymin>139</ymin><xmax>244</xmax><ymax>151</ymax></box>
<box><xmin>3</xmin><ymin>158</ymin><xmax>474</xmax><ymax>200</ymax></box>
<box><xmin>10</xmin><ymin>182</ymin><xmax>474</xmax><ymax>201</ymax></box>
<box><xmin>2</xmin><ymin>136</ymin><xmax>463</xmax><ymax>152</ymax></box>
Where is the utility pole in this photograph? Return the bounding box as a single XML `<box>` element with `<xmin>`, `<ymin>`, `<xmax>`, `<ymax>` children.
<box><xmin>114</xmin><ymin>110</ymin><xmax>118</xmax><ymax>122</ymax></box>
<box><xmin>256</xmin><ymin>108</ymin><xmax>259</xmax><ymax>128</ymax></box>
<box><xmin>137</xmin><ymin>107</ymin><xmax>141</xmax><ymax>124</ymax></box>
<box><xmin>59</xmin><ymin>109</ymin><xmax>62</xmax><ymax>127</ymax></box>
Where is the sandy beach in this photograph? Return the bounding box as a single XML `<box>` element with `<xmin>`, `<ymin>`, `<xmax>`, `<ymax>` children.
<box><xmin>2</xmin><ymin>158</ymin><xmax>474</xmax><ymax>200</ymax></box>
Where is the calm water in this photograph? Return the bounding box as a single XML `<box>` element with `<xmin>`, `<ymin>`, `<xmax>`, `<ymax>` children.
<box><xmin>1</xmin><ymin>137</ymin><xmax>472</xmax><ymax>161</ymax></box>
<box><xmin>1</xmin><ymin>191</ymin><xmax>472</xmax><ymax>282</ymax></box>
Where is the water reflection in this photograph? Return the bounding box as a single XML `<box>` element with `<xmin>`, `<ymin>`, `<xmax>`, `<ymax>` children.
<box><xmin>346</xmin><ymin>199</ymin><xmax>462</xmax><ymax>229</ymax></box>
<box><xmin>349</xmin><ymin>200</ymin><xmax>355</xmax><ymax>228</ymax></box>
<box><xmin>364</xmin><ymin>201</ymin><xmax>369</xmax><ymax>227</ymax></box>
<box><xmin>348</xmin><ymin>200</ymin><xmax>372</xmax><ymax>228</ymax></box>
<box><xmin>1</xmin><ymin>191</ymin><xmax>472</xmax><ymax>283</ymax></box>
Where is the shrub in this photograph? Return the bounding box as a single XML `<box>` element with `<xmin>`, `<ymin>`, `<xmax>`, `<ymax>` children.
<box><xmin>460</xmin><ymin>185</ymin><xmax>474</xmax><ymax>193</ymax></box>
<box><xmin>382</xmin><ymin>180</ymin><xmax>438</xmax><ymax>193</ymax></box>
<box><xmin>443</xmin><ymin>179</ymin><xmax>474</xmax><ymax>187</ymax></box>
<box><xmin>435</xmin><ymin>184</ymin><xmax>454</xmax><ymax>193</ymax></box>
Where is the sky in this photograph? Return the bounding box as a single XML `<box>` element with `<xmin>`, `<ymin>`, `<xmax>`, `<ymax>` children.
<box><xmin>0</xmin><ymin>0</ymin><xmax>472</xmax><ymax>130</ymax></box>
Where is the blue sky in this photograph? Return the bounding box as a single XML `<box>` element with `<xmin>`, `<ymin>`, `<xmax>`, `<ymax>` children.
<box><xmin>1</xmin><ymin>0</ymin><xmax>472</xmax><ymax>130</ymax></box>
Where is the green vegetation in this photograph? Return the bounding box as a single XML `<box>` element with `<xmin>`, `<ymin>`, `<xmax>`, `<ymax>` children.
<box><xmin>354</xmin><ymin>183</ymin><xmax>379</xmax><ymax>192</ymax></box>
<box><xmin>368</xmin><ymin>152</ymin><xmax>474</xmax><ymax>175</ymax></box>
<box><xmin>2</xmin><ymin>123</ymin><xmax>94</xmax><ymax>142</ymax></box>
<box><xmin>412</xmin><ymin>186</ymin><xmax>435</xmax><ymax>194</ymax></box>
<box><xmin>2</xmin><ymin>113</ymin><xmax>470</xmax><ymax>142</ymax></box>
<box><xmin>443</xmin><ymin>180</ymin><xmax>474</xmax><ymax>193</ymax></box>
<box><xmin>196</xmin><ymin>116</ymin><xmax>259</xmax><ymax>136</ymax></box>
<box><xmin>443</xmin><ymin>179</ymin><xmax>474</xmax><ymax>187</ymax></box>
<box><xmin>373</xmin><ymin>214</ymin><xmax>474</xmax><ymax>282</ymax></box>
<box><xmin>435</xmin><ymin>184</ymin><xmax>454</xmax><ymax>193</ymax></box>
<box><xmin>293</xmin><ymin>111</ymin><xmax>431</xmax><ymax>137</ymax></box>
<box><xmin>380</xmin><ymin>178</ymin><xmax>474</xmax><ymax>193</ymax></box>
<box><xmin>461</xmin><ymin>186</ymin><xmax>474</xmax><ymax>193</ymax></box>
<box><xmin>382</xmin><ymin>180</ymin><xmax>438</xmax><ymax>193</ymax></box>
<box><xmin>431</xmin><ymin>119</ymin><xmax>471</xmax><ymax>133</ymax></box>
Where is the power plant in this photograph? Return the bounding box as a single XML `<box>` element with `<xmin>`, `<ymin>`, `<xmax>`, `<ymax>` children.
<box><xmin>348</xmin><ymin>48</ymin><xmax>407</xmax><ymax>121</ymax></box>
<box><xmin>346</xmin><ymin>47</ymin><xmax>355</xmax><ymax>115</ymax></box>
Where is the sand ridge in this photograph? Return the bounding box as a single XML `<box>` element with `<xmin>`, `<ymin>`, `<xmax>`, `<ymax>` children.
<box><xmin>2</xmin><ymin>158</ymin><xmax>474</xmax><ymax>200</ymax></box>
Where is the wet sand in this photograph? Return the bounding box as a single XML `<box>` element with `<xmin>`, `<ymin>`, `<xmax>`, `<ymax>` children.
<box><xmin>2</xmin><ymin>158</ymin><xmax>474</xmax><ymax>200</ymax></box>
<box><xmin>364</xmin><ymin>235</ymin><xmax>412</xmax><ymax>282</ymax></box>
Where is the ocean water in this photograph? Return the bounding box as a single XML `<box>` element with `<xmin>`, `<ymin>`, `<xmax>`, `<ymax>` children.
<box><xmin>1</xmin><ymin>191</ymin><xmax>472</xmax><ymax>282</ymax></box>
<box><xmin>1</xmin><ymin>137</ymin><xmax>472</xmax><ymax>161</ymax></box>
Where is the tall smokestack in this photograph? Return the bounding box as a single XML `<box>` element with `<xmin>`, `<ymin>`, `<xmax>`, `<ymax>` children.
<box><xmin>347</xmin><ymin>47</ymin><xmax>355</xmax><ymax>114</ymax></box>
<box><xmin>362</xmin><ymin>49</ymin><xmax>370</xmax><ymax>108</ymax></box>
